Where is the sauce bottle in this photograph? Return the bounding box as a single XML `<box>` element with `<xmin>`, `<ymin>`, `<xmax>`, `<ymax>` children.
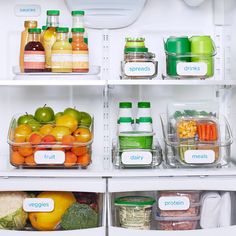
<box><xmin>51</xmin><ymin>27</ymin><xmax>72</xmax><ymax>73</ymax></box>
<box><xmin>71</xmin><ymin>28</ymin><xmax>89</xmax><ymax>73</ymax></box>
<box><xmin>43</xmin><ymin>10</ymin><xmax>60</xmax><ymax>71</ymax></box>
<box><xmin>40</xmin><ymin>25</ymin><xmax>47</xmax><ymax>43</ymax></box>
<box><xmin>19</xmin><ymin>21</ymin><xmax>37</xmax><ymax>72</ymax></box>
<box><xmin>72</xmin><ymin>10</ymin><xmax>88</xmax><ymax>44</ymax></box>
<box><xmin>24</xmin><ymin>28</ymin><xmax>45</xmax><ymax>73</ymax></box>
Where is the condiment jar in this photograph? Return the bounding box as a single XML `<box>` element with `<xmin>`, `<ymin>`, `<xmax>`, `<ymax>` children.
<box><xmin>119</xmin><ymin>102</ymin><xmax>133</xmax><ymax>118</ymax></box>
<box><xmin>137</xmin><ymin>102</ymin><xmax>152</xmax><ymax>119</ymax></box>
<box><xmin>136</xmin><ymin>117</ymin><xmax>153</xmax><ymax>132</ymax></box>
<box><xmin>117</xmin><ymin>117</ymin><xmax>133</xmax><ymax>133</ymax></box>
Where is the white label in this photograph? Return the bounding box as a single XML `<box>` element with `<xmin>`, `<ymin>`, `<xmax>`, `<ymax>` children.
<box><xmin>177</xmin><ymin>62</ymin><xmax>207</xmax><ymax>76</ymax></box>
<box><xmin>14</xmin><ymin>5</ymin><xmax>41</xmax><ymax>17</ymax></box>
<box><xmin>121</xmin><ymin>151</ymin><xmax>152</xmax><ymax>165</ymax></box>
<box><xmin>24</xmin><ymin>54</ymin><xmax>45</xmax><ymax>63</ymax></box>
<box><xmin>73</xmin><ymin>53</ymin><xmax>89</xmax><ymax>62</ymax></box>
<box><xmin>124</xmin><ymin>62</ymin><xmax>155</xmax><ymax>76</ymax></box>
<box><xmin>51</xmin><ymin>54</ymin><xmax>72</xmax><ymax>63</ymax></box>
<box><xmin>23</xmin><ymin>198</ymin><xmax>54</xmax><ymax>212</ymax></box>
<box><xmin>35</xmin><ymin>151</ymin><xmax>65</xmax><ymax>164</ymax></box>
<box><xmin>184</xmin><ymin>150</ymin><xmax>215</xmax><ymax>164</ymax></box>
<box><xmin>158</xmin><ymin>196</ymin><xmax>190</xmax><ymax>211</ymax></box>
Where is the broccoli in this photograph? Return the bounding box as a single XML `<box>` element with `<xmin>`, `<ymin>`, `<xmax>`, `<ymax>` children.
<box><xmin>61</xmin><ymin>203</ymin><xmax>98</xmax><ymax>230</ymax></box>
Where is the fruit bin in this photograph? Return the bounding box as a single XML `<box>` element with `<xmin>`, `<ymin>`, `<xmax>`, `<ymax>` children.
<box><xmin>161</xmin><ymin>115</ymin><xmax>233</xmax><ymax>168</ymax></box>
<box><xmin>7</xmin><ymin>113</ymin><xmax>94</xmax><ymax>169</ymax></box>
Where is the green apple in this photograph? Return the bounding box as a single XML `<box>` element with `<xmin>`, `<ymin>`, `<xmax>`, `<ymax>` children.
<box><xmin>80</xmin><ymin>112</ymin><xmax>92</xmax><ymax>128</ymax></box>
<box><xmin>55</xmin><ymin>112</ymin><xmax>63</xmax><ymax>120</ymax></box>
<box><xmin>64</xmin><ymin>107</ymin><xmax>81</xmax><ymax>123</ymax></box>
<box><xmin>27</xmin><ymin>119</ymin><xmax>41</xmax><ymax>131</ymax></box>
<box><xmin>17</xmin><ymin>113</ymin><xmax>34</xmax><ymax>126</ymax></box>
<box><xmin>34</xmin><ymin>105</ymin><xmax>55</xmax><ymax>123</ymax></box>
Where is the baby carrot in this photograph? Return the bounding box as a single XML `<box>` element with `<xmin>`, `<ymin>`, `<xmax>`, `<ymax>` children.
<box><xmin>197</xmin><ymin>124</ymin><xmax>202</xmax><ymax>140</ymax></box>
<box><xmin>206</xmin><ymin>124</ymin><xmax>211</xmax><ymax>141</ymax></box>
<box><xmin>211</xmin><ymin>124</ymin><xmax>218</xmax><ymax>141</ymax></box>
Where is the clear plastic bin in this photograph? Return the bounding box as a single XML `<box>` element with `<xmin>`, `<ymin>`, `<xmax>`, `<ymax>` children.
<box><xmin>112</xmin><ymin>139</ymin><xmax>162</xmax><ymax>168</ymax></box>
<box><xmin>157</xmin><ymin>191</ymin><xmax>201</xmax><ymax>217</ymax></box>
<box><xmin>7</xmin><ymin>114</ymin><xmax>93</xmax><ymax>169</ymax></box>
<box><xmin>155</xmin><ymin>215</ymin><xmax>200</xmax><ymax>230</ymax></box>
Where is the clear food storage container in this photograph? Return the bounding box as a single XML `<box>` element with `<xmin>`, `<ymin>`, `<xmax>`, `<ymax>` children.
<box><xmin>0</xmin><ymin>191</ymin><xmax>101</xmax><ymax>231</ymax></box>
<box><xmin>118</xmin><ymin>131</ymin><xmax>154</xmax><ymax>150</ymax></box>
<box><xmin>112</xmin><ymin>138</ymin><xmax>162</xmax><ymax>168</ymax></box>
<box><xmin>162</xmin><ymin>36</ymin><xmax>216</xmax><ymax>80</ymax></box>
<box><xmin>7</xmin><ymin>113</ymin><xmax>94</xmax><ymax>169</ymax></box>
<box><xmin>157</xmin><ymin>191</ymin><xmax>201</xmax><ymax>217</ymax></box>
<box><xmin>121</xmin><ymin>49</ymin><xmax>158</xmax><ymax>80</ymax></box>
<box><xmin>155</xmin><ymin>215</ymin><xmax>200</xmax><ymax>230</ymax></box>
<box><xmin>114</xmin><ymin>196</ymin><xmax>155</xmax><ymax>230</ymax></box>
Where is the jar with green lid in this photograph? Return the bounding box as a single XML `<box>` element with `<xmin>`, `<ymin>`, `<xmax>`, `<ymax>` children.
<box><xmin>115</xmin><ymin>196</ymin><xmax>155</xmax><ymax>229</ymax></box>
<box><xmin>137</xmin><ymin>117</ymin><xmax>153</xmax><ymax>132</ymax></box>
<box><xmin>51</xmin><ymin>27</ymin><xmax>72</xmax><ymax>73</ymax></box>
<box><xmin>125</xmin><ymin>37</ymin><xmax>145</xmax><ymax>48</ymax></box>
<box><xmin>119</xmin><ymin>102</ymin><xmax>133</xmax><ymax>118</ymax></box>
<box><xmin>137</xmin><ymin>102</ymin><xmax>152</xmax><ymax>118</ymax></box>
<box><xmin>117</xmin><ymin>117</ymin><xmax>134</xmax><ymax>132</ymax></box>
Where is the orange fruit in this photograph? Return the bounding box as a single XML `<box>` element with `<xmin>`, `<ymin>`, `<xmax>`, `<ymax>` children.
<box><xmin>77</xmin><ymin>153</ymin><xmax>91</xmax><ymax>167</ymax></box>
<box><xmin>18</xmin><ymin>145</ymin><xmax>34</xmax><ymax>157</ymax></box>
<box><xmin>11</xmin><ymin>151</ymin><xmax>25</xmax><ymax>166</ymax></box>
<box><xmin>25</xmin><ymin>155</ymin><xmax>36</xmax><ymax>167</ymax></box>
<box><xmin>71</xmin><ymin>146</ymin><xmax>88</xmax><ymax>156</ymax></box>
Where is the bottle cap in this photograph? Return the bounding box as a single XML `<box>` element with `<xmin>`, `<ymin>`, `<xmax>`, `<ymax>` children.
<box><xmin>28</xmin><ymin>28</ymin><xmax>41</xmax><ymax>34</ymax></box>
<box><xmin>24</xmin><ymin>21</ymin><xmax>37</xmax><ymax>28</ymax></box>
<box><xmin>119</xmin><ymin>102</ymin><xmax>132</xmax><ymax>108</ymax></box>
<box><xmin>56</xmin><ymin>27</ymin><xmax>69</xmax><ymax>33</ymax></box>
<box><xmin>124</xmin><ymin>47</ymin><xmax>148</xmax><ymax>53</ymax></box>
<box><xmin>47</xmin><ymin>10</ymin><xmax>60</xmax><ymax>16</ymax></box>
<box><xmin>118</xmin><ymin>117</ymin><xmax>133</xmax><ymax>124</ymax></box>
<box><xmin>138</xmin><ymin>102</ymin><xmax>151</xmax><ymax>108</ymax></box>
<box><xmin>72</xmin><ymin>10</ymin><xmax>85</xmax><ymax>16</ymax></box>
<box><xmin>71</xmin><ymin>28</ymin><xmax>85</xmax><ymax>33</ymax></box>
<box><xmin>137</xmin><ymin>117</ymin><xmax>153</xmax><ymax>123</ymax></box>
<box><xmin>42</xmin><ymin>25</ymin><xmax>48</xmax><ymax>31</ymax></box>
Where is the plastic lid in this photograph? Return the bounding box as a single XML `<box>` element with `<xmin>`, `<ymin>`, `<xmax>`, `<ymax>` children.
<box><xmin>71</xmin><ymin>28</ymin><xmax>85</xmax><ymax>33</ymax></box>
<box><xmin>28</xmin><ymin>28</ymin><xmax>41</xmax><ymax>34</ymax></box>
<box><xmin>119</xmin><ymin>131</ymin><xmax>154</xmax><ymax>137</ymax></box>
<box><xmin>42</xmin><ymin>25</ymin><xmax>47</xmax><ymax>30</ymax></box>
<box><xmin>126</xmin><ymin>37</ymin><xmax>145</xmax><ymax>42</ymax></box>
<box><xmin>115</xmin><ymin>196</ymin><xmax>155</xmax><ymax>206</ymax></box>
<box><xmin>138</xmin><ymin>102</ymin><xmax>151</xmax><ymax>108</ymax></box>
<box><xmin>56</xmin><ymin>27</ymin><xmax>69</xmax><ymax>33</ymax></box>
<box><xmin>118</xmin><ymin>117</ymin><xmax>133</xmax><ymax>124</ymax></box>
<box><xmin>72</xmin><ymin>10</ymin><xmax>85</xmax><ymax>16</ymax></box>
<box><xmin>24</xmin><ymin>21</ymin><xmax>37</xmax><ymax>28</ymax></box>
<box><xmin>124</xmin><ymin>47</ymin><xmax>148</xmax><ymax>53</ymax></box>
<box><xmin>47</xmin><ymin>10</ymin><xmax>60</xmax><ymax>16</ymax></box>
<box><xmin>137</xmin><ymin>117</ymin><xmax>153</xmax><ymax>123</ymax></box>
<box><xmin>119</xmin><ymin>102</ymin><xmax>132</xmax><ymax>108</ymax></box>
<box><xmin>155</xmin><ymin>215</ymin><xmax>200</xmax><ymax>222</ymax></box>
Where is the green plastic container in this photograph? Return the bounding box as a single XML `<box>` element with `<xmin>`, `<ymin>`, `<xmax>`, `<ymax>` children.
<box><xmin>119</xmin><ymin>131</ymin><xmax>154</xmax><ymax>150</ymax></box>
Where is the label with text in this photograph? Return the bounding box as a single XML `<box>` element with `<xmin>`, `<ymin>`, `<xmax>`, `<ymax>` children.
<box><xmin>121</xmin><ymin>151</ymin><xmax>152</xmax><ymax>165</ymax></box>
<box><xmin>177</xmin><ymin>62</ymin><xmax>207</xmax><ymax>76</ymax></box>
<box><xmin>14</xmin><ymin>5</ymin><xmax>41</xmax><ymax>17</ymax></box>
<box><xmin>23</xmin><ymin>198</ymin><xmax>54</xmax><ymax>212</ymax></box>
<box><xmin>35</xmin><ymin>151</ymin><xmax>65</xmax><ymax>164</ymax></box>
<box><xmin>124</xmin><ymin>62</ymin><xmax>156</xmax><ymax>76</ymax></box>
<box><xmin>158</xmin><ymin>196</ymin><xmax>190</xmax><ymax>211</ymax></box>
<box><xmin>184</xmin><ymin>150</ymin><xmax>215</xmax><ymax>164</ymax></box>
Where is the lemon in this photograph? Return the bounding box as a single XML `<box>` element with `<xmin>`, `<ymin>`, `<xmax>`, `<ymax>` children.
<box><xmin>29</xmin><ymin>192</ymin><xmax>76</xmax><ymax>231</ymax></box>
<box><xmin>14</xmin><ymin>124</ymin><xmax>32</xmax><ymax>141</ymax></box>
<box><xmin>50</xmin><ymin>126</ymin><xmax>71</xmax><ymax>141</ymax></box>
<box><xmin>39</xmin><ymin>124</ymin><xmax>54</xmax><ymax>135</ymax></box>
<box><xmin>56</xmin><ymin>114</ymin><xmax>78</xmax><ymax>132</ymax></box>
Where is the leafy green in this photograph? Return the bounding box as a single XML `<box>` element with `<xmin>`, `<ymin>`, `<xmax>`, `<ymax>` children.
<box><xmin>61</xmin><ymin>203</ymin><xmax>98</xmax><ymax>230</ymax></box>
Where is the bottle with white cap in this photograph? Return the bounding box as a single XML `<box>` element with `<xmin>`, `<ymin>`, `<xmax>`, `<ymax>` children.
<box><xmin>117</xmin><ymin>117</ymin><xmax>134</xmax><ymax>133</ymax></box>
<box><xmin>137</xmin><ymin>102</ymin><xmax>151</xmax><ymax>119</ymax></box>
<box><xmin>136</xmin><ymin>117</ymin><xmax>153</xmax><ymax>132</ymax></box>
<box><xmin>119</xmin><ymin>102</ymin><xmax>133</xmax><ymax>118</ymax></box>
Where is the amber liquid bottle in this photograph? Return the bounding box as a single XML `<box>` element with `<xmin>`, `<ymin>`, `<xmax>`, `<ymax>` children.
<box><xmin>24</xmin><ymin>28</ymin><xmax>45</xmax><ymax>73</ymax></box>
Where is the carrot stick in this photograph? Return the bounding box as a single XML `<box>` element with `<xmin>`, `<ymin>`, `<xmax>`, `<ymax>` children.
<box><xmin>201</xmin><ymin>124</ymin><xmax>206</xmax><ymax>141</ymax></box>
<box><xmin>211</xmin><ymin>124</ymin><xmax>218</xmax><ymax>141</ymax></box>
<box><xmin>206</xmin><ymin>124</ymin><xmax>211</xmax><ymax>141</ymax></box>
<box><xmin>197</xmin><ymin>124</ymin><xmax>202</xmax><ymax>140</ymax></box>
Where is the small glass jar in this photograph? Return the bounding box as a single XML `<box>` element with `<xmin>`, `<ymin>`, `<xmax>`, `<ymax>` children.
<box><xmin>136</xmin><ymin>117</ymin><xmax>153</xmax><ymax>132</ymax></box>
<box><xmin>117</xmin><ymin>117</ymin><xmax>133</xmax><ymax>133</ymax></box>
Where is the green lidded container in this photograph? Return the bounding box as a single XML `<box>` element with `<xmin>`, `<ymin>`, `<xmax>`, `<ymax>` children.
<box><xmin>119</xmin><ymin>131</ymin><xmax>153</xmax><ymax>150</ymax></box>
<box><xmin>190</xmin><ymin>36</ymin><xmax>215</xmax><ymax>78</ymax></box>
<box><xmin>115</xmin><ymin>196</ymin><xmax>156</xmax><ymax>206</ymax></box>
<box><xmin>165</xmin><ymin>36</ymin><xmax>191</xmax><ymax>76</ymax></box>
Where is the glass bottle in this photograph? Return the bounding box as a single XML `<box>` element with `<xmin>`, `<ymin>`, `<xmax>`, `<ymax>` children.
<box><xmin>71</xmin><ymin>10</ymin><xmax>88</xmax><ymax>44</ymax></box>
<box><xmin>71</xmin><ymin>28</ymin><xmax>89</xmax><ymax>73</ymax></box>
<box><xmin>24</xmin><ymin>28</ymin><xmax>45</xmax><ymax>73</ymax></box>
<box><xmin>40</xmin><ymin>25</ymin><xmax>47</xmax><ymax>43</ymax></box>
<box><xmin>43</xmin><ymin>10</ymin><xmax>60</xmax><ymax>71</ymax></box>
<box><xmin>51</xmin><ymin>27</ymin><xmax>72</xmax><ymax>73</ymax></box>
<box><xmin>19</xmin><ymin>21</ymin><xmax>38</xmax><ymax>72</ymax></box>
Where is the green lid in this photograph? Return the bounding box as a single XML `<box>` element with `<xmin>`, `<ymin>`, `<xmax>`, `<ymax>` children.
<box><xmin>72</xmin><ymin>10</ymin><xmax>85</xmax><ymax>16</ymax></box>
<box><xmin>137</xmin><ymin>117</ymin><xmax>153</xmax><ymax>123</ymax></box>
<box><xmin>42</xmin><ymin>25</ymin><xmax>47</xmax><ymax>31</ymax></box>
<box><xmin>119</xmin><ymin>102</ymin><xmax>132</xmax><ymax>108</ymax></box>
<box><xmin>71</xmin><ymin>28</ymin><xmax>85</xmax><ymax>33</ymax></box>
<box><xmin>124</xmin><ymin>47</ymin><xmax>148</xmax><ymax>53</ymax></box>
<box><xmin>126</xmin><ymin>37</ymin><xmax>145</xmax><ymax>42</ymax></box>
<box><xmin>28</xmin><ymin>28</ymin><xmax>41</xmax><ymax>34</ymax></box>
<box><xmin>138</xmin><ymin>102</ymin><xmax>151</xmax><ymax>108</ymax></box>
<box><xmin>118</xmin><ymin>117</ymin><xmax>133</xmax><ymax>124</ymax></box>
<box><xmin>115</xmin><ymin>196</ymin><xmax>155</xmax><ymax>206</ymax></box>
<box><xmin>47</xmin><ymin>10</ymin><xmax>60</xmax><ymax>16</ymax></box>
<box><xmin>56</xmin><ymin>27</ymin><xmax>69</xmax><ymax>33</ymax></box>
